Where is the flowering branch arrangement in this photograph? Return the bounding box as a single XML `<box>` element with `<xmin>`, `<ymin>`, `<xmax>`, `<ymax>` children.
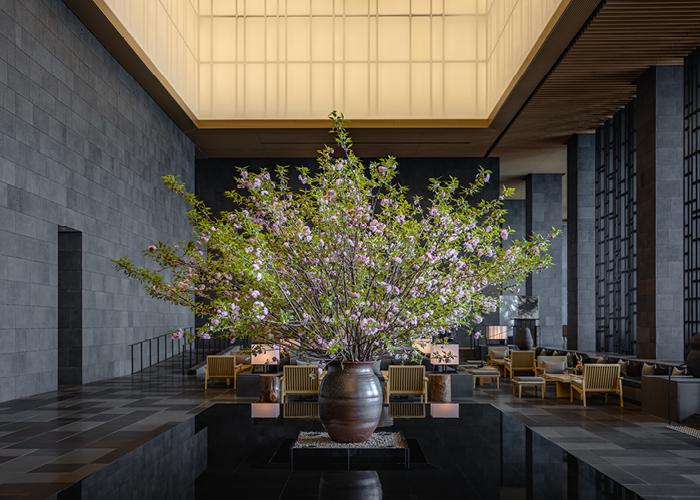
<box><xmin>114</xmin><ymin>113</ymin><xmax>556</xmax><ymax>362</ymax></box>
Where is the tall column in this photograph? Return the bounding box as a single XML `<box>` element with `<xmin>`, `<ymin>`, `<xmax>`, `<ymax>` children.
<box><xmin>635</xmin><ymin>66</ymin><xmax>684</xmax><ymax>360</ymax></box>
<box><xmin>566</xmin><ymin>134</ymin><xmax>596</xmax><ymax>352</ymax></box>
<box><xmin>526</xmin><ymin>174</ymin><xmax>563</xmax><ymax>348</ymax></box>
<box><xmin>504</xmin><ymin>199</ymin><xmax>526</xmax><ymax>294</ymax></box>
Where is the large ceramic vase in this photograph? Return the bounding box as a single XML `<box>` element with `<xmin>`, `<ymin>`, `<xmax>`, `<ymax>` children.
<box><xmin>687</xmin><ymin>333</ymin><xmax>700</xmax><ymax>377</ymax></box>
<box><xmin>514</xmin><ymin>327</ymin><xmax>534</xmax><ymax>350</ymax></box>
<box><xmin>319</xmin><ymin>361</ymin><xmax>383</xmax><ymax>443</ymax></box>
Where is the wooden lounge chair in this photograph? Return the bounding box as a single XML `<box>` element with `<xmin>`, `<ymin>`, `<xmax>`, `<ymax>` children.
<box><xmin>281</xmin><ymin>365</ymin><xmax>321</xmax><ymax>403</ymax></box>
<box><xmin>385</xmin><ymin>365</ymin><xmax>428</xmax><ymax>403</ymax></box>
<box><xmin>204</xmin><ymin>355</ymin><xmax>242</xmax><ymax>390</ymax></box>
<box><xmin>505</xmin><ymin>350</ymin><xmax>536</xmax><ymax>379</ymax></box>
<box><xmin>569</xmin><ymin>364</ymin><xmax>623</xmax><ymax>408</ymax></box>
<box><xmin>487</xmin><ymin>346</ymin><xmax>509</xmax><ymax>375</ymax></box>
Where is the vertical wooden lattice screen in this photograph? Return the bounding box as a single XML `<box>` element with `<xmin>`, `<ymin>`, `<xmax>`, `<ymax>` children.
<box><xmin>595</xmin><ymin>103</ymin><xmax>637</xmax><ymax>354</ymax></box>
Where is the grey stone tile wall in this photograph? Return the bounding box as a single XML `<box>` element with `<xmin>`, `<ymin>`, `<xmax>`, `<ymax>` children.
<box><xmin>567</xmin><ymin>134</ymin><xmax>596</xmax><ymax>352</ymax></box>
<box><xmin>526</xmin><ymin>174</ymin><xmax>563</xmax><ymax>348</ymax></box>
<box><xmin>504</xmin><ymin>199</ymin><xmax>526</xmax><ymax>295</ymax></box>
<box><xmin>635</xmin><ymin>66</ymin><xmax>684</xmax><ymax>361</ymax></box>
<box><xmin>0</xmin><ymin>0</ymin><xmax>194</xmax><ymax>401</ymax></box>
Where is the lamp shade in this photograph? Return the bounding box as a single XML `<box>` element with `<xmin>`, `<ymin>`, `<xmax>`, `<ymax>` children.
<box><xmin>251</xmin><ymin>344</ymin><xmax>280</xmax><ymax>365</ymax></box>
<box><xmin>430</xmin><ymin>344</ymin><xmax>459</xmax><ymax>365</ymax></box>
<box><xmin>486</xmin><ymin>326</ymin><xmax>508</xmax><ymax>340</ymax></box>
<box><xmin>412</xmin><ymin>339</ymin><xmax>432</xmax><ymax>354</ymax></box>
<box><xmin>251</xmin><ymin>403</ymin><xmax>280</xmax><ymax>418</ymax></box>
<box><xmin>430</xmin><ymin>403</ymin><xmax>460</xmax><ymax>418</ymax></box>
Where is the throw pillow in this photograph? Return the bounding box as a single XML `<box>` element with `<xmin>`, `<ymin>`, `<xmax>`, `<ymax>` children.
<box><xmin>641</xmin><ymin>362</ymin><xmax>655</xmax><ymax>376</ymax></box>
<box><xmin>541</xmin><ymin>359</ymin><xmax>566</xmax><ymax>374</ymax></box>
<box><xmin>566</xmin><ymin>352</ymin><xmax>576</xmax><ymax>367</ymax></box>
<box><xmin>490</xmin><ymin>348</ymin><xmax>507</xmax><ymax>359</ymax></box>
<box><xmin>672</xmin><ymin>366</ymin><xmax>686</xmax><ymax>376</ymax></box>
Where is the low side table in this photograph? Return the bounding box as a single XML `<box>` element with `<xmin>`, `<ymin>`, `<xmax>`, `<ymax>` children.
<box><xmin>427</xmin><ymin>373</ymin><xmax>451</xmax><ymax>402</ymax></box>
<box><xmin>545</xmin><ymin>373</ymin><xmax>572</xmax><ymax>399</ymax></box>
<box><xmin>469</xmin><ymin>368</ymin><xmax>500</xmax><ymax>389</ymax></box>
<box><xmin>511</xmin><ymin>376</ymin><xmax>545</xmax><ymax>399</ymax></box>
<box><xmin>259</xmin><ymin>373</ymin><xmax>283</xmax><ymax>403</ymax></box>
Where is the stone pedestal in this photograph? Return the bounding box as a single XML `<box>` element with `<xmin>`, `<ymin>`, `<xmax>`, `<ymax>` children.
<box><xmin>259</xmin><ymin>373</ymin><xmax>282</xmax><ymax>403</ymax></box>
<box><xmin>427</xmin><ymin>373</ymin><xmax>451</xmax><ymax>402</ymax></box>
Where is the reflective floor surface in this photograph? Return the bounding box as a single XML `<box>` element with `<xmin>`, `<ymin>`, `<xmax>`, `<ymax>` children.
<box><xmin>194</xmin><ymin>403</ymin><xmax>640</xmax><ymax>500</ymax></box>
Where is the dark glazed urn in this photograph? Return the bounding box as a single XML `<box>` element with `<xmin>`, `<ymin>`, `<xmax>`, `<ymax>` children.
<box><xmin>318</xmin><ymin>471</ymin><xmax>382</xmax><ymax>500</ymax></box>
<box><xmin>687</xmin><ymin>333</ymin><xmax>700</xmax><ymax>378</ymax></box>
<box><xmin>319</xmin><ymin>361</ymin><xmax>383</xmax><ymax>443</ymax></box>
<box><xmin>514</xmin><ymin>327</ymin><xmax>534</xmax><ymax>350</ymax></box>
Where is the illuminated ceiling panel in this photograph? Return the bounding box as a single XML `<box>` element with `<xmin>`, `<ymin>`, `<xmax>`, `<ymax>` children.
<box><xmin>98</xmin><ymin>0</ymin><xmax>568</xmax><ymax>123</ymax></box>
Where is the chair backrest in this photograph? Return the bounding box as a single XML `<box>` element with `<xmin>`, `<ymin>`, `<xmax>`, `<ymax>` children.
<box><xmin>389</xmin><ymin>402</ymin><xmax>426</xmax><ymax>418</ymax></box>
<box><xmin>283</xmin><ymin>365</ymin><xmax>320</xmax><ymax>392</ymax></box>
<box><xmin>388</xmin><ymin>365</ymin><xmax>425</xmax><ymax>392</ymax></box>
<box><xmin>536</xmin><ymin>355</ymin><xmax>568</xmax><ymax>368</ymax></box>
<box><xmin>488</xmin><ymin>346</ymin><xmax>509</xmax><ymax>359</ymax></box>
<box><xmin>583</xmin><ymin>364</ymin><xmax>620</xmax><ymax>390</ymax></box>
<box><xmin>510</xmin><ymin>350</ymin><xmax>535</xmax><ymax>368</ymax></box>
<box><xmin>207</xmin><ymin>355</ymin><xmax>237</xmax><ymax>376</ymax></box>
<box><xmin>283</xmin><ymin>401</ymin><xmax>319</xmax><ymax>419</ymax></box>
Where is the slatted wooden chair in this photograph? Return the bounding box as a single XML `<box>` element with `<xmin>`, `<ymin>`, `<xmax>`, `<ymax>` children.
<box><xmin>570</xmin><ymin>364</ymin><xmax>623</xmax><ymax>408</ymax></box>
<box><xmin>385</xmin><ymin>365</ymin><xmax>427</xmax><ymax>403</ymax></box>
<box><xmin>504</xmin><ymin>350</ymin><xmax>536</xmax><ymax>379</ymax></box>
<box><xmin>281</xmin><ymin>365</ymin><xmax>321</xmax><ymax>403</ymax></box>
<box><xmin>204</xmin><ymin>355</ymin><xmax>240</xmax><ymax>390</ymax></box>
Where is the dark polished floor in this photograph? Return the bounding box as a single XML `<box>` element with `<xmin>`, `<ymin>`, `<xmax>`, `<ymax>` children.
<box><xmin>0</xmin><ymin>364</ymin><xmax>697</xmax><ymax>499</ymax></box>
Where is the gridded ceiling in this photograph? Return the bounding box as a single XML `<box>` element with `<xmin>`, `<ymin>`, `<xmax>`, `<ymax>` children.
<box><xmin>94</xmin><ymin>0</ymin><xmax>567</xmax><ymax>122</ymax></box>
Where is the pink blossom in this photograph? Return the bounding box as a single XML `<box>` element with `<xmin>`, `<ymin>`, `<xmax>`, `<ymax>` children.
<box><xmin>500</xmin><ymin>228</ymin><xmax>509</xmax><ymax>240</ymax></box>
<box><xmin>147</xmin><ymin>244</ymin><xmax>157</xmax><ymax>252</ymax></box>
<box><xmin>251</xmin><ymin>290</ymin><xmax>260</xmax><ymax>298</ymax></box>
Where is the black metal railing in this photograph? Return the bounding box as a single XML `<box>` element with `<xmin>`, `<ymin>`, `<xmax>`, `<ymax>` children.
<box><xmin>179</xmin><ymin>335</ymin><xmax>229</xmax><ymax>374</ymax></box>
<box><xmin>129</xmin><ymin>329</ymin><xmax>231</xmax><ymax>375</ymax></box>
<box><xmin>130</xmin><ymin>328</ymin><xmax>191</xmax><ymax>374</ymax></box>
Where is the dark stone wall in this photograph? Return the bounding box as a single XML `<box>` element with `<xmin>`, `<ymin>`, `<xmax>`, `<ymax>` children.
<box><xmin>57</xmin><ymin>227</ymin><xmax>81</xmax><ymax>385</ymax></box>
<box><xmin>0</xmin><ymin>0</ymin><xmax>195</xmax><ymax>400</ymax></box>
<box><xmin>196</xmin><ymin>156</ymin><xmax>500</xmax><ymax>214</ymax></box>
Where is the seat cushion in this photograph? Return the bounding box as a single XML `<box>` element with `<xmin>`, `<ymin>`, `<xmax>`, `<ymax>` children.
<box><xmin>513</xmin><ymin>376</ymin><xmax>545</xmax><ymax>382</ymax></box>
